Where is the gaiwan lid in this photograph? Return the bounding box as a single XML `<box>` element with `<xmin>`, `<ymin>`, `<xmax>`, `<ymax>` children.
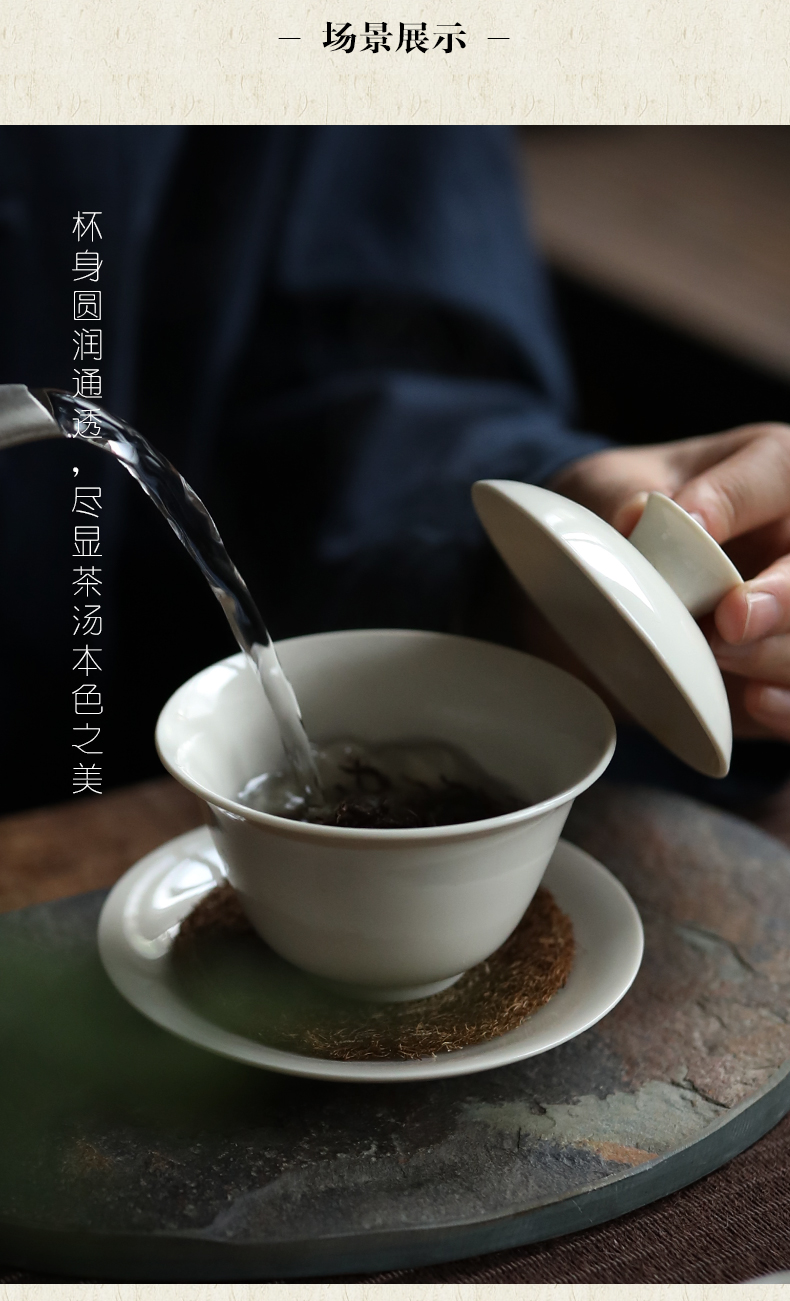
<box><xmin>473</xmin><ymin>480</ymin><xmax>742</xmax><ymax>778</ymax></box>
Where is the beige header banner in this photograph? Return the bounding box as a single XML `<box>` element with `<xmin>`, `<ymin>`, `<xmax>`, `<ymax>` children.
<box><xmin>1</xmin><ymin>0</ymin><xmax>788</xmax><ymax>123</ymax></box>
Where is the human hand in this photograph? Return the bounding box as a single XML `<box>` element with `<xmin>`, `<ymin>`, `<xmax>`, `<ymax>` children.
<box><xmin>550</xmin><ymin>424</ymin><xmax>790</xmax><ymax>740</ymax></box>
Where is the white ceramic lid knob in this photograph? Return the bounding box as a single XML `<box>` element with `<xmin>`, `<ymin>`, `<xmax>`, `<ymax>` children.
<box><xmin>472</xmin><ymin>480</ymin><xmax>733</xmax><ymax>778</ymax></box>
<box><xmin>628</xmin><ymin>492</ymin><xmax>742</xmax><ymax>618</ymax></box>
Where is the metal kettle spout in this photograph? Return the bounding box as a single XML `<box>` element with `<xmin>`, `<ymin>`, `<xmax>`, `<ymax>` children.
<box><xmin>0</xmin><ymin>384</ymin><xmax>62</xmax><ymax>449</ymax></box>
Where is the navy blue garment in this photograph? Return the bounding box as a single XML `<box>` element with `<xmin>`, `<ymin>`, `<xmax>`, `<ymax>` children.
<box><xmin>0</xmin><ymin>126</ymin><xmax>608</xmax><ymax>811</ymax></box>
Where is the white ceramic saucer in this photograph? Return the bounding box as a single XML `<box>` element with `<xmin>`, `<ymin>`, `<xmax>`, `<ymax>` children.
<box><xmin>98</xmin><ymin>827</ymin><xmax>643</xmax><ymax>1083</ymax></box>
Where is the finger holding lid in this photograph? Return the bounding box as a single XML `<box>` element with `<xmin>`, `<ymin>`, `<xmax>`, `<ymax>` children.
<box><xmin>674</xmin><ymin>423</ymin><xmax>790</xmax><ymax>544</ymax></box>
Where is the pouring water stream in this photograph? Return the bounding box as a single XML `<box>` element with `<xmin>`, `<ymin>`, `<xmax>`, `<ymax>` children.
<box><xmin>0</xmin><ymin>384</ymin><xmax>322</xmax><ymax>802</ymax></box>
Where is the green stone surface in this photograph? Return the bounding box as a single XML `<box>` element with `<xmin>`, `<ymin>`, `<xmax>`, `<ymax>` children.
<box><xmin>2</xmin><ymin>783</ymin><xmax>790</xmax><ymax>1278</ymax></box>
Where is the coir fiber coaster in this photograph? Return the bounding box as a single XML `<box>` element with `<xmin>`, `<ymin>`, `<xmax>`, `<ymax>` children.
<box><xmin>171</xmin><ymin>883</ymin><xmax>574</xmax><ymax>1061</ymax></box>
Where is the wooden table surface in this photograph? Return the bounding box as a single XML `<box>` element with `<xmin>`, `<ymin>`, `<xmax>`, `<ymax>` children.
<box><xmin>519</xmin><ymin>127</ymin><xmax>790</xmax><ymax>381</ymax></box>
<box><xmin>0</xmin><ymin>778</ymin><xmax>204</xmax><ymax>916</ymax></box>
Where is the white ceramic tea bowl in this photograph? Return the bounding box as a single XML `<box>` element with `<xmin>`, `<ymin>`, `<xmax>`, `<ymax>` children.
<box><xmin>155</xmin><ymin>629</ymin><xmax>616</xmax><ymax>1002</ymax></box>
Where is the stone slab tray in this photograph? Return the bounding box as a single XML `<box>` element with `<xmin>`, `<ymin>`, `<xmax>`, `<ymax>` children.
<box><xmin>2</xmin><ymin>783</ymin><xmax>790</xmax><ymax>1281</ymax></box>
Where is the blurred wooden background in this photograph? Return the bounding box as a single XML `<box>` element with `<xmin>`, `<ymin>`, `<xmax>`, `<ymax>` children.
<box><xmin>519</xmin><ymin>127</ymin><xmax>790</xmax><ymax>443</ymax></box>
